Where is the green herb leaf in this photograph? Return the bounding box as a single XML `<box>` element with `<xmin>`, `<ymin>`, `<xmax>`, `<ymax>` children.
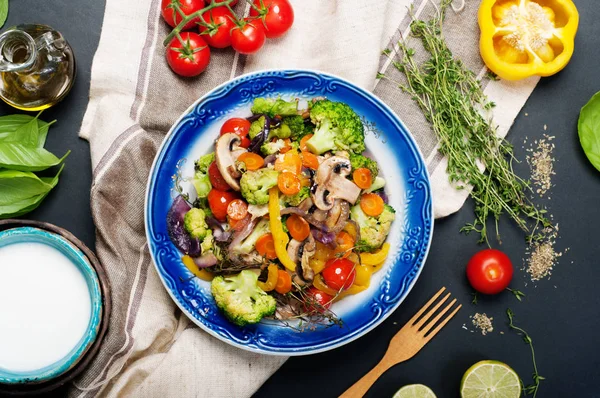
<box><xmin>14</xmin><ymin>116</ymin><xmax>39</xmax><ymax>147</ymax></box>
<box><xmin>0</xmin><ymin>0</ymin><xmax>8</xmax><ymax>30</ymax></box>
<box><xmin>578</xmin><ymin>91</ymin><xmax>600</xmax><ymax>172</ymax></box>
<box><xmin>0</xmin><ymin>114</ymin><xmax>51</xmax><ymax>147</ymax></box>
<box><xmin>0</xmin><ymin>170</ymin><xmax>52</xmax><ymax>205</ymax></box>
<box><xmin>0</xmin><ymin>164</ymin><xmax>64</xmax><ymax>219</ymax></box>
<box><xmin>0</xmin><ymin>143</ymin><xmax>69</xmax><ymax>171</ymax></box>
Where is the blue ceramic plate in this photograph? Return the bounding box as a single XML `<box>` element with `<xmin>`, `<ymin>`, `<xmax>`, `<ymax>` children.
<box><xmin>145</xmin><ymin>70</ymin><xmax>432</xmax><ymax>355</ymax></box>
<box><xmin>0</xmin><ymin>227</ymin><xmax>103</xmax><ymax>384</ymax></box>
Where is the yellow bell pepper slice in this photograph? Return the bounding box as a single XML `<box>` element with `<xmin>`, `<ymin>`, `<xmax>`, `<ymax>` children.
<box><xmin>354</xmin><ymin>264</ymin><xmax>373</xmax><ymax>287</ymax></box>
<box><xmin>313</xmin><ymin>274</ymin><xmax>339</xmax><ymax>296</ymax></box>
<box><xmin>182</xmin><ymin>255</ymin><xmax>214</xmax><ymax>281</ymax></box>
<box><xmin>268</xmin><ymin>187</ymin><xmax>297</xmax><ymax>272</ymax></box>
<box><xmin>478</xmin><ymin>0</ymin><xmax>579</xmax><ymax>80</ymax></box>
<box><xmin>360</xmin><ymin>243</ymin><xmax>390</xmax><ymax>266</ymax></box>
<box><xmin>257</xmin><ymin>263</ymin><xmax>278</xmax><ymax>292</ymax></box>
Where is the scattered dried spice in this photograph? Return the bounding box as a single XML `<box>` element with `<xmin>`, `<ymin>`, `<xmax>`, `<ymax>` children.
<box><xmin>471</xmin><ymin>313</ymin><xmax>494</xmax><ymax>335</ymax></box>
<box><xmin>527</xmin><ymin>134</ymin><xmax>556</xmax><ymax>196</ymax></box>
<box><xmin>525</xmin><ymin>226</ymin><xmax>563</xmax><ymax>281</ymax></box>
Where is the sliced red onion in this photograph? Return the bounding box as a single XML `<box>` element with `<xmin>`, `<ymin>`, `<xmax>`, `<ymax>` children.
<box><xmin>311</xmin><ymin>228</ymin><xmax>336</xmax><ymax>246</ymax></box>
<box><xmin>193</xmin><ymin>253</ymin><xmax>218</xmax><ymax>268</ymax></box>
<box><xmin>248</xmin><ymin>115</ymin><xmax>272</xmax><ymax>154</ymax></box>
<box><xmin>375</xmin><ymin>190</ymin><xmax>389</xmax><ymax>204</ymax></box>
<box><xmin>228</xmin><ymin>217</ymin><xmax>259</xmax><ymax>252</ymax></box>
<box><xmin>206</xmin><ymin>215</ymin><xmax>231</xmax><ymax>242</ymax></box>
<box><xmin>167</xmin><ymin>196</ymin><xmax>201</xmax><ymax>256</ymax></box>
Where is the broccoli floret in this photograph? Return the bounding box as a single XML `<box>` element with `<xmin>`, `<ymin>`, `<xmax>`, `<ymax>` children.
<box><xmin>249</xmin><ymin>116</ymin><xmax>266</xmax><ymax>140</ymax></box>
<box><xmin>269</xmin><ymin>123</ymin><xmax>291</xmax><ymax>140</ymax></box>
<box><xmin>282</xmin><ymin>115</ymin><xmax>312</xmax><ymax>141</ymax></box>
<box><xmin>282</xmin><ymin>186</ymin><xmax>310</xmax><ymax>207</ymax></box>
<box><xmin>184</xmin><ymin>208</ymin><xmax>210</xmax><ymax>240</ymax></box>
<box><xmin>236</xmin><ymin>219</ymin><xmax>271</xmax><ymax>254</ymax></box>
<box><xmin>240</xmin><ymin>168</ymin><xmax>279</xmax><ymax>205</ymax></box>
<box><xmin>350</xmin><ymin>203</ymin><xmax>396</xmax><ymax>252</ymax></box>
<box><xmin>261</xmin><ymin>139</ymin><xmax>287</xmax><ymax>156</ymax></box>
<box><xmin>211</xmin><ymin>270</ymin><xmax>277</xmax><ymax>326</ymax></box>
<box><xmin>191</xmin><ymin>172</ymin><xmax>211</xmax><ymax>198</ymax></box>
<box><xmin>365</xmin><ymin>176</ymin><xmax>386</xmax><ymax>193</ymax></box>
<box><xmin>195</xmin><ymin>152</ymin><xmax>215</xmax><ymax>173</ymax></box>
<box><xmin>305</xmin><ymin>100</ymin><xmax>365</xmax><ymax>155</ymax></box>
<box><xmin>349</xmin><ymin>153</ymin><xmax>379</xmax><ymax>178</ymax></box>
<box><xmin>251</xmin><ymin>97</ymin><xmax>298</xmax><ymax>117</ymax></box>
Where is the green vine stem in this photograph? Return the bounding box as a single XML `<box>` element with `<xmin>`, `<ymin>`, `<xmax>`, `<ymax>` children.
<box><xmin>507</xmin><ymin>308</ymin><xmax>544</xmax><ymax>397</ymax></box>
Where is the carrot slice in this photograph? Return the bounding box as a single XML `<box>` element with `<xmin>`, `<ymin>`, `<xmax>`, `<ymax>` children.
<box><xmin>353</xmin><ymin>168</ymin><xmax>373</xmax><ymax>190</ymax></box>
<box><xmin>275</xmin><ymin>269</ymin><xmax>292</xmax><ymax>294</ymax></box>
<box><xmin>278</xmin><ymin>171</ymin><xmax>301</xmax><ymax>195</ymax></box>
<box><xmin>301</xmin><ymin>151</ymin><xmax>319</xmax><ymax>170</ymax></box>
<box><xmin>360</xmin><ymin>193</ymin><xmax>384</xmax><ymax>217</ymax></box>
<box><xmin>275</xmin><ymin>151</ymin><xmax>302</xmax><ymax>175</ymax></box>
<box><xmin>334</xmin><ymin>231</ymin><xmax>355</xmax><ymax>256</ymax></box>
<box><xmin>227</xmin><ymin>199</ymin><xmax>248</xmax><ymax>221</ymax></box>
<box><xmin>256</xmin><ymin>233</ymin><xmax>277</xmax><ymax>259</ymax></box>
<box><xmin>238</xmin><ymin>152</ymin><xmax>264</xmax><ymax>171</ymax></box>
<box><xmin>300</xmin><ymin>134</ymin><xmax>313</xmax><ymax>152</ymax></box>
<box><xmin>286</xmin><ymin>214</ymin><xmax>310</xmax><ymax>241</ymax></box>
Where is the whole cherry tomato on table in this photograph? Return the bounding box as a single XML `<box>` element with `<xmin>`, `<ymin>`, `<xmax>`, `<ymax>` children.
<box><xmin>161</xmin><ymin>0</ymin><xmax>205</xmax><ymax>30</ymax></box>
<box><xmin>220</xmin><ymin>118</ymin><xmax>251</xmax><ymax>148</ymax></box>
<box><xmin>199</xmin><ymin>6</ymin><xmax>236</xmax><ymax>48</ymax></box>
<box><xmin>466</xmin><ymin>249</ymin><xmax>514</xmax><ymax>295</ymax></box>
<box><xmin>231</xmin><ymin>18</ymin><xmax>266</xmax><ymax>54</ymax></box>
<box><xmin>322</xmin><ymin>258</ymin><xmax>356</xmax><ymax>291</ymax></box>
<box><xmin>207</xmin><ymin>189</ymin><xmax>238</xmax><ymax>221</ymax></box>
<box><xmin>249</xmin><ymin>0</ymin><xmax>294</xmax><ymax>38</ymax></box>
<box><xmin>166</xmin><ymin>32</ymin><xmax>211</xmax><ymax>77</ymax></box>
<box><xmin>208</xmin><ymin>161</ymin><xmax>232</xmax><ymax>191</ymax></box>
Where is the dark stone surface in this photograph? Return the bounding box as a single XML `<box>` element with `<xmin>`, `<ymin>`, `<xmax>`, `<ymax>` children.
<box><xmin>6</xmin><ymin>0</ymin><xmax>598</xmax><ymax>397</ymax></box>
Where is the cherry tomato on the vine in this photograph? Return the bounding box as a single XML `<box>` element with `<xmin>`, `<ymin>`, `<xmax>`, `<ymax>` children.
<box><xmin>161</xmin><ymin>0</ymin><xmax>205</xmax><ymax>30</ymax></box>
<box><xmin>208</xmin><ymin>161</ymin><xmax>232</xmax><ymax>191</ymax></box>
<box><xmin>466</xmin><ymin>249</ymin><xmax>514</xmax><ymax>295</ymax></box>
<box><xmin>215</xmin><ymin>0</ymin><xmax>238</xmax><ymax>5</ymax></box>
<box><xmin>249</xmin><ymin>0</ymin><xmax>294</xmax><ymax>39</ymax></box>
<box><xmin>231</xmin><ymin>18</ymin><xmax>266</xmax><ymax>54</ymax></box>
<box><xmin>322</xmin><ymin>258</ymin><xmax>356</xmax><ymax>291</ymax></box>
<box><xmin>199</xmin><ymin>6</ymin><xmax>236</xmax><ymax>48</ymax></box>
<box><xmin>220</xmin><ymin>118</ymin><xmax>251</xmax><ymax>148</ymax></box>
<box><xmin>207</xmin><ymin>189</ymin><xmax>238</xmax><ymax>221</ymax></box>
<box><xmin>166</xmin><ymin>32</ymin><xmax>211</xmax><ymax>77</ymax></box>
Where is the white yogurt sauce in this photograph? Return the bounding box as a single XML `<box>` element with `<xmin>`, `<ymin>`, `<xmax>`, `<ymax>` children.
<box><xmin>0</xmin><ymin>242</ymin><xmax>92</xmax><ymax>372</ymax></box>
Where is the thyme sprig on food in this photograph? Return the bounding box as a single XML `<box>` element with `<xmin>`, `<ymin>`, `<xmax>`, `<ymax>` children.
<box><xmin>378</xmin><ymin>0</ymin><xmax>551</xmax><ymax>245</ymax></box>
<box><xmin>507</xmin><ymin>308</ymin><xmax>544</xmax><ymax>397</ymax></box>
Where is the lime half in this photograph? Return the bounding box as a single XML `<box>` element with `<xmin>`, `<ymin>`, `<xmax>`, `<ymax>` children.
<box><xmin>393</xmin><ymin>384</ymin><xmax>437</xmax><ymax>398</ymax></box>
<box><xmin>460</xmin><ymin>360</ymin><xmax>521</xmax><ymax>398</ymax></box>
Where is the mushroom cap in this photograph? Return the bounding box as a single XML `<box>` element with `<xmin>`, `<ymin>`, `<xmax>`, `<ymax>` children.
<box><xmin>215</xmin><ymin>133</ymin><xmax>246</xmax><ymax>191</ymax></box>
<box><xmin>311</xmin><ymin>156</ymin><xmax>361</xmax><ymax>210</ymax></box>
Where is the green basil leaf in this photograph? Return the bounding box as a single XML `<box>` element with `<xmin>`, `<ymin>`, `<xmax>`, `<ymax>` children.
<box><xmin>0</xmin><ymin>170</ymin><xmax>52</xmax><ymax>205</ymax></box>
<box><xmin>36</xmin><ymin>120</ymin><xmax>50</xmax><ymax>147</ymax></box>
<box><xmin>0</xmin><ymin>143</ymin><xmax>69</xmax><ymax>171</ymax></box>
<box><xmin>14</xmin><ymin>117</ymin><xmax>39</xmax><ymax>147</ymax></box>
<box><xmin>0</xmin><ymin>0</ymin><xmax>8</xmax><ymax>30</ymax></box>
<box><xmin>0</xmin><ymin>114</ymin><xmax>51</xmax><ymax>148</ymax></box>
<box><xmin>578</xmin><ymin>91</ymin><xmax>600</xmax><ymax>172</ymax></box>
<box><xmin>0</xmin><ymin>164</ymin><xmax>64</xmax><ymax>219</ymax></box>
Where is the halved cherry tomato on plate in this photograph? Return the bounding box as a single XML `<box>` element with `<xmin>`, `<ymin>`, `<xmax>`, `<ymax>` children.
<box><xmin>208</xmin><ymin>161</ymin><xmax>232</xmax><ymax>191</ymax></box>
<box><xmin>322</xmin><ymin>258</ymin><xmax>356</xmax><ymax>291</ymax></box>
<box><xmin>220</xmin><ymin>117</ymin><xmax>251</xmax><ymax>148</ymax></box>
<box><xmin>208</xmin><ymin>189</ymin><xmax>238</xmax><ymax>221</ymax></box>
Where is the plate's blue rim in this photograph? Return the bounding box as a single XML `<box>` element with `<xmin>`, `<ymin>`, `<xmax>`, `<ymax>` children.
<box><xmin>144</xmin><ymin>68</ymin><xmax>433</xmax><ymax>356</ymax></box>
<box><xmin>0</xmin><ymin>227</ymin><xmax>103</xmax><ymax>384</ymax></box>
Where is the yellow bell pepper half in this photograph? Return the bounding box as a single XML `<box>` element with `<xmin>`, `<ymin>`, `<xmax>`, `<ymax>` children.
<box><xmin>478</xmin><ymin>0</ymin><xmax>579</xmax><ymax>80</ymax></box>
<box><xmin>268</xmin><ymin>187</ymin><xmax>297</xmax><ymax>272</ymax></box>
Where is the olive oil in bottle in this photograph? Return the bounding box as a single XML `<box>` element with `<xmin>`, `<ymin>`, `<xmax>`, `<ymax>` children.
<box><xmin>0</xmin><ymin>24</ymin><xmax>76</xmax><ymax>111</ymax></box>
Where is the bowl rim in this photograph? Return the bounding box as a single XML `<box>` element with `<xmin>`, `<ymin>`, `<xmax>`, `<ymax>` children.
<box><xmin>144</xmin><ymin>68</ymin><xmax>433</xmax><ymax>356</ymax></box>
<box><xmin>0</xmin><ymin>219</ymin><xmax>111</xmax><ymax>395</ymax></box>
<box><xmin>0</xmin><ymin>226</ymin><xmax>103</xmax><ymax>384</ymax></box>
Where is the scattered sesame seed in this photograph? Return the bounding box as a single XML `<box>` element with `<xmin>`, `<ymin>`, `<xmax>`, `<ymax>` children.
<box><xmin>527</xmin><ymin>134</ymin><xmax>555</xmax><ymax>196</ymax></box>
<box><xmin>472</xmin><ymin>313</ymin><xmax>494</xmax><ymax>335</ymax></box>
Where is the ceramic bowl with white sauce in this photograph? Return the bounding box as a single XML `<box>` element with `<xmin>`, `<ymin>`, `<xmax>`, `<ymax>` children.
<box><xmin>0</xmin><ymin>227</ymin><xmax>103</xmax><ymax>385</ymax></box>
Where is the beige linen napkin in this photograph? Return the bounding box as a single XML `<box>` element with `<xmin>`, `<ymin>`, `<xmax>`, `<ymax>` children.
<box><xmin>73</xmin><ymin>0</ymin><xmax>538</xmax><ymax>396</ymax></box>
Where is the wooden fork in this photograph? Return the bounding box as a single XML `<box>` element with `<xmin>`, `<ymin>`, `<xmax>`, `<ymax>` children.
<box><xmin>339</xmin><ymin>287</ymin><xmax>462</xmax><ymax>398</ymax></box>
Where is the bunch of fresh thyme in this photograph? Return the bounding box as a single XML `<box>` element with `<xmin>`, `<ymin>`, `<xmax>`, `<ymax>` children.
<box><xmin>378</xmin><ymin>0</ymin><xmax>551</xmax><ymax>245</ymax></box>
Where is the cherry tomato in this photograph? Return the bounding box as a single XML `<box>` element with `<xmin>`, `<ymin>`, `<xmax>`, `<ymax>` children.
<box><xmin>207</xmin><ymin>189</ymin><xmax>238</xmax><ymax>222</ymax></box>
<box><xmin>249</xmin><ymin>0</ymin><xmax>294</xmax><ymax>38</ymax></box>
<box><xmin>208</xmin><ymin>161</ymin><xmax>232</xmax><ymax>191</ymax></box>
<box><xmin>466</xmin><ymin>249</ymin><xmax>514</xmax><ymax>295</ymax></box>
<box><xmin>199</xmin><ymin>6</ymin><xmax>236</xmax><ymax>49</ymax></box>
<box><xmin>305</xmin><ymin>287</ymin><xmax>333</xmax><ymax>311</ymax></box>
<box><xmin>220</xmin><ymin>118</ymin><xmax>251</xmax><ymax>148</ymax></box>
<box><xmin>231</xmin><ymin>18</ymin><xmax>266</xmax><ymax>55</ymax></box>
<box><xmin>166</xmin><ymin>32</ymin><xmax>211</xmax><ymax>77</ymax></box>
<box><xmin>322</xmin><ymin>258</ymin><xmax>356</xmax><ymax>291</ymax></box>
<box><xmin>161</xmin><ymin>0</ymin><xmax>205</xmax><ymax>30</ymax></box>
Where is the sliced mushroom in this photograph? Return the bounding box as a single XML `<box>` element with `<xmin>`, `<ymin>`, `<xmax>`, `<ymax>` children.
<box><xmin>215</xmin><ymin>133</ymin><xmax>247</xmax><ymax>191</ymax></box>
<box><xmin>287</xmin><ymin>239</ymin><xmax>303</xmax><ymax>264</ymax></box>
<box><xmin>300</xmin><ymin>234</ymin><xmax>316</xmax><ymax>281</ymax></box>
<box><xmin>311</xmin><ymin>156</ymin><xmax>361</xmax><ymax>210</ymax></box>
<box><xmin>326</xmin><ymin>200</ymin><xmax>343</xmax><ymax>230</ymax></box>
